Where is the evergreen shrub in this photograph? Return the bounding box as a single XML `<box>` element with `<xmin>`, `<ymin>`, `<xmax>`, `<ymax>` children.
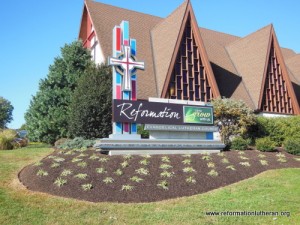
<box><xmin>230</xmin><ymin>137</ymin><xmax>249</xmax><ymax>150</ymax></box>
<box><xmin>283</xmin><ymin>138</ymin><xmax>300</xmax><ymax>155</ymax></box>
<box><xmin>256</xmin><ymin>137</ymin><xmax>277</xmax><ymax>152</ymax></box>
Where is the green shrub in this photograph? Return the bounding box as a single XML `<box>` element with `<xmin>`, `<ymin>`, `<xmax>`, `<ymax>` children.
<box><xmin>283</xmin><ymin>138</ymin><xmax>300</xmax><ymax>155</ymax></box>
<box><xmin>253</xmin><ymin>116</ymin><xmax>300</xmax><ymax>146</ymax></box>
<box><xmin>68</xmin><ymin>64</ymin><xmax>112</xmax><ymax>139</ymax></box>
<box><xmin>0</xmin><ymin>129</ymin><xmax>17</xmax><ymax>150</ymax></box>
<box><xmin>0</xmin><ymin>136</ymin><xmax>14</xmax><ymax>150</ymax></box>
<box><xmin>58</xmin><ymin>137</ymin><xmax>95</xmax><ymax>150</ymax></box>
<box><xmin>230</xmin><ymin>137</ymin><xmax>249</xmax><ymax>150</ymax></box>
<box><xmin>211</xmin><ymin>97</ymin><xmax>256</xmax><ymax>146</ymax></box>
<box><xmin>256</xmin><ymin>137</ymin><xmax>277</xmax><ymax>152</ymax></box>
<box><xmin>137</xmin><ymin>125</ymin><xmax>149</xmax><ymax>139</ymax></box>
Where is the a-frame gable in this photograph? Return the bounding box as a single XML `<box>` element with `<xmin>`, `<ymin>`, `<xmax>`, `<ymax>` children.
<box><xmin>79</xmin><ymin>1</ymin><xmax>95</xmax><ymax>48</ymax></box>
<box><xmin>259</xmin><ymin>26</ymin><xmax>300</xmax><ymax>114</ymax></box>
<box><xmin>160</xmin><ymin>1</ymin><xmax>220</xmax><ymax>101</ymax></box>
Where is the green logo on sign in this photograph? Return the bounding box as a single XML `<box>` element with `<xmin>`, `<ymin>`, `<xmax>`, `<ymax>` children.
<box><xmin>183</xmin><ymin>106</ymin><xmax>213</xmax><ymax>125</ymax></box>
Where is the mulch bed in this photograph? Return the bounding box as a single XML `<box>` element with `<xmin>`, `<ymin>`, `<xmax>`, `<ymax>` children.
<box><xmin>19</xmin><ymin>148</ymin><xmax>300</xmax><ymax>203</ymax></box>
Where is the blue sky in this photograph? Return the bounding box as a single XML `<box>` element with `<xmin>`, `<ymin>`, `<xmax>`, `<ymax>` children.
<box><xmin>0</xmin><ymin>0</ymin><xmax>299</xmax><ymax>129</ymax></box>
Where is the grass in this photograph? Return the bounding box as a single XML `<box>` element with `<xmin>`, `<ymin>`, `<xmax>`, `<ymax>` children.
<box><xmin>0</xmin><ymin>143</ymin><xmax>299</xmax><ymax>224</ymax></box>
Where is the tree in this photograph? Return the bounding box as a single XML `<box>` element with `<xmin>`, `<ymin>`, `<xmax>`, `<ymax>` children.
<box><xmin>0</xmin><ymin>97</ymin><xmax>14</xmax><ymax>129</ymax></box>
<box><xmin>25</xmin><ymin>41</ymin><xmax>91</xmax><ymax>144</ymax></box>
<box><xmin>68</xmin><ymin>64</ymin><xmax>112</xmax><ymax>139</ymax></box>
<box><xmin>211</xmin><ymin>97</ymin><xmax>256</xmax><ymax>146</ymax></box>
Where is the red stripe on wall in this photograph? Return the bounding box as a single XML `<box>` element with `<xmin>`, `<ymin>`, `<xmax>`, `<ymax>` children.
<box><xmin>116</xmin><ymin>85</ymin><xmax>121</xmax><ymax>99</ymax></box>
<box><xmin>116</xmin><ymin>28</ymin><xmax>121</xmax><ymax>51</ymax></box>
<box><xmin>124</xmin><ymin>123</ymin><xmax>129</xmax><ymax>133</ymax></box>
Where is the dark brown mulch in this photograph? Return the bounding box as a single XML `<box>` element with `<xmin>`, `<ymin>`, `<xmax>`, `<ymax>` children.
<box><xmin>19</xmin><ymin>148</ymin><xmax>300</xmax><ymax>203</ymax></box>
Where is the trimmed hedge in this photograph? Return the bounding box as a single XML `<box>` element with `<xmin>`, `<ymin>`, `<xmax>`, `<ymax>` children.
<box><xmin>253</xmin><ymin>116</ymin><xmax>300</xmax><ymax>146</ymax></box>
<box><xmin>284</xmin><ymin>138</ymin><xmax>300</xmax><ymax>155</ymax></box>
<box><xmin>256</xmin><ymin>137</ymin><xmax>277</xmax><ymax>152</ymax></box>
<box><xmin>230</xmin><ymin>137</ymin><xmax>249</xmax><ymax>150</ymax></box>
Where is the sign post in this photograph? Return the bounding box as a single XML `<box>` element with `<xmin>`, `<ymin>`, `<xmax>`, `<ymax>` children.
<box><xmin>108</xmin><ymin>21</ymin><xmax>144</xmax><ymax>138</ymax></box>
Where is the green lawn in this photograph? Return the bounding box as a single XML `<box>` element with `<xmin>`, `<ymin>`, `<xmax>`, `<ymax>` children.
<box><xmin>0</xmin><ymin>144</ymin><xmax>299</xmax><ymax>225</ymax></box>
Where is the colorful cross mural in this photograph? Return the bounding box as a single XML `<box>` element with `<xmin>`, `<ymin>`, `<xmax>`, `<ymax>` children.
<box><xmin>108</xmin><ymin>21</ymin><xmax>145</xmax><ymax>135</ymax></box>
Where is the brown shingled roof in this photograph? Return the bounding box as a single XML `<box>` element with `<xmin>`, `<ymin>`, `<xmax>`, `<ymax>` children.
<box><xmin>84</xmin><ymin>0</ymin><xmax>162</xmax><ymax>99</ymax></box>
<box><xmin>151</xmin><ymin>0</ymin><xmax>188</xmax><ymax>96</ymax></box>
<box><xmin>226</xmin><ymin>25</ymin><xmax>272</xmax><ymax>109</ymax></box>
<box><xmin>81</xmin><ymin>0</ymin><xmax>300</xmax><ymax>113</ymax></box>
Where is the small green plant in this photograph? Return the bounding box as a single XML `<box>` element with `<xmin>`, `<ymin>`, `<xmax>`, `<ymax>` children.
<box><xmin>36</xmin><ymin>169</ymin><xmax>48</xmax><ymax>177</ymax></box>
<box><xmin>96</xmin><ymin>167</ymin><xmax>107</xmax><ymax>174</ymax></box>
<box><xmin>89</xmin><ymin>154</ymin><xmax>99</xmax><ymax>160</ymax></box>
<box><xmin>160</xmin><ymin>170</ymin><xmax>174</xmax><ymax>178</ymax></box>
<box><xmin>34</xmin><ymin>161</ymin><xmax>43</xmax><ymax>166</ymax></box>
<box><xmin>239</xmin><ymin>156</ymin><xmax>249</xmax><ymax>160</ymax></box>
<box><xmin>141</xmin><ymin>154</ymin><xmax>151</xmax><ymax>158</ymax></box>
<box><xmin>71</xmin><ymin>158</ymin><xmax>82</xmax><ymax>163</ymax></box>
<box><xmin>130</xmin><ymin>176</ymin><xmax>144</xmax><ymax>183</ymax></box>
<box><xmin>237</xmin><ymin>151</ymin><xmax>245</xmax><ymax>155</ymax></box>
<box><xmin>64</xmin><ymin>151</ymin><xmax>75</xmax><ymax>156</ymax></box>
<box><xmin>258</xmin><ymin>154</ymin><xmax>266</xmax><ymax>158</ymax></box>
<box><xmin>135</xmin><ymin>168</ymin><xmax>149</xmax><ymax>176</ymax></box>
<box><xmin>182</xmin><ymin>154</ymin><xmax>191</xmax><ymax>158</ymax></box>
<box><xmin>161</xmin><ymin>156</ymin><xmax>170</xmax><ymax>163</ymax></box>
<box><xmin>256</xmin><ymin>137</ymin><xmax>277</xmax><ymax>152</ymax></box>
<box><xmin>51</xmin><ymin>163</ymin><xmax>60</xmax><ymax>168</ymax></box>
<box><xmin>121</xmin><ymin>185</ymin><xmax>134</xmax><ymax>191</ymax></box>
<box><xmin>277</xmin><ymin>157</ymin><xmax>287</xmax><ymax>163</ymax></box>
<box><xmin>208</xmin><ymin>169</ymin><xmax>218</xmax><ymax>177</ymax></box>
<box><xmin>123</xmin><ymin>154</ymin><xmax>132</xmax><ymax>160</ymax></box>
<box><xmin>77</xmin><ymin>161</ymin><xmax>87</xmax><ymax>168</ymax></box>
<box><xmin>78</xmin><ymin>153</ymin><xmax>88</xmax><ymax>158</ymax></box>
<box><xmin>239</xmin><ymin>162</ymin><xmax>251</xmax><ymax>167</ymax></box>
<box><xmin>114</xmin><ymin>169</ymin><xmax>123</xmax><ymax>176</ymax></box>
<box><xmin>221</xmin><ymin>158</ymin><xmax>229</xmax><ymax>164</ymax></box>
<box><xmin>202</xmin><ymin>155</ymin><xmax>211</xmax><ymax>161</ymax></box>
<box><xmin>81</xmin><ymin>183</ymin><xmax>93</xmax><ymax>191</ymax></box>
<box><xmin>157</xmin><ymin>180</ymin><xmax>169</xmax><ymax>190</ymax></box>
<box><xmin>226</xmin><ymin>165</ymin><xmax>236</xmax><ymax>170</ymax></box>
<box><xmin>217</xmin><ymin>152</ymin><xmax>225</xmax><ymax>157</ymax></box>
<box><xmin>61</xmin><ymin>169</ymin><xmax>73</xmax><ymax>177</ymax></box>
<box><xmin>159</xmin><ymin>164</ymin><xmax>172</xmax><ymax>170</ymax></box>
<box><xmin>183</xmin><ymin>167</ymin><xmax>196</xmax><ymax>173</ymax></box>
<box><xmin>54</xmin><ymin>177</ymin><xmax>67</xmax><ymax>187</ymax></box>
<box><xmin>182</xmin><ymin>159</ymin><xmax>192</xmax><ymax>165</ymax></box>
<box><xmin>58</xmin><ymin>137</ymin><xmax>95</xmax><ymax>150</ymax></box>
<box><xmin>139</xmin><ymin>159</ymin><xmax>149</xmax><ymax>166</ymax></box>
<box><xmin>74</xmin><ymin>173</ymin><xmax>88</xmax><ymax>179</ymax></box>
<box><xmin>53</xmin><ymin>157</ymin><xmax>65</xmax><ymax>163</ymax></box>
<box><xmin>276</xmin><ymin>153</ymin><xmax>286</xmax><ymax>158</ymax></box>
<box><xmin>103</xmin><ymin>177</ymin><xmax>114</xmax><ymax>184</ymax></box>
<box><xmin>259</xmin><ymin>160</ymin><xmax>268</xmax><ymax>166</ymax></box>
<box><xmin>186</xmin><ymin>176</ymin><xmax>196</xmax><ymax>184</ymax></box>
<box><xmin>230</xmin><ymin>137</ymin><xmax>249</xmax><ymax>150</ymax></box>
<box><xmin>284</xmin><ymin>138</ymin><xmax>300</xmax><ymax>155</ymax></box>
<box><xmin>294</xmin><ymin>158</ymin><xmax>300</xmax><ymax>161</ymax></box>
<box><xmin>99</xmin><ymin>157</ymin><xmax>109</xmax><ymax>163</ymax></box>
<box><xmin>120</xmin><ymin>161</ymin><xmax>129</xmax><ymax>168</ymax></box>
<box><xmin>207</xmin><ymin>162</ymin><xmax>215</xmax><ymax>168</ymax></box>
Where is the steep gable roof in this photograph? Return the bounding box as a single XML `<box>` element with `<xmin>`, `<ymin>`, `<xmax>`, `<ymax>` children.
<box><xmin>286</xmin><ymin>54</ymin><xmax>300</xmax><ymax>82</ymax></box>
<box><xmin>151</xmin><ymin>0</ymin><xmax>189</xmax><ymax>96</ymax></box>
<box><xmin>84</xmin><ymin>0</ymin><xmax>162</xmax><ymax>99</ymax></box>
<box><xmin>226</xmin><ymin>25</ymin><xmax>272</xmax><ymax>109</ymax></box>
<box><xmin>157</xmin><ymin>0</ymin><xmax>220</xmax><ymax>99</ymax></box>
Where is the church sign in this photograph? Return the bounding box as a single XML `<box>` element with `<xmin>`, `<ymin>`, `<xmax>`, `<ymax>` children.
<box><xmin>113</xmin><ymin>99</ymin><xmax>214</xmax><ymax>125</ymax></box>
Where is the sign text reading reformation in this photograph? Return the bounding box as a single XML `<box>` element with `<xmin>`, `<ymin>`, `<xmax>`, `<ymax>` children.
<box><xmin>113</xmin><ymin>99</ymin><xmax>214</xmax><ymax>125</ymax></box>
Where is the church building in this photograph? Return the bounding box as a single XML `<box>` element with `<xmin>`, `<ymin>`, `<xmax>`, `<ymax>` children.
<box><xmin>79</xmin><ymin>0</ymin><xmax>300</xmax><ymax>116</ymax></box>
